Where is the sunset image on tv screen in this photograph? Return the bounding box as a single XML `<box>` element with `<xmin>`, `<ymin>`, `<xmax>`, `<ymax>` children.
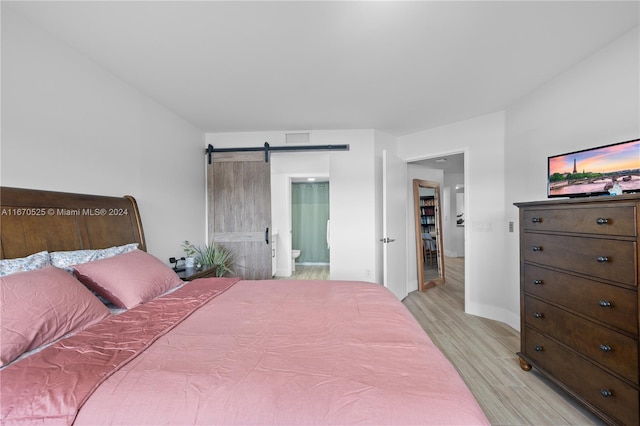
<box><xmin>548</xmin><ymin>139</ymin><xmax>640</xmax><ymax>197</ymax></box>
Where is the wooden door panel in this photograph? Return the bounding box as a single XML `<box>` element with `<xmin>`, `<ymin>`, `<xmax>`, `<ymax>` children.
<box><xmin>208</xmin><ymin>152</ymin><xmax>271</xmax><ymax>279</ymax></box>
<box><xmin>241</xmin><ymin>161</ymin><xmax>270</xmax><ymax>232</ymax></box>
<box><xmin>214</xmin><ymin>241</ymin><xmax>270</xmax><ymax>280</ymax></box>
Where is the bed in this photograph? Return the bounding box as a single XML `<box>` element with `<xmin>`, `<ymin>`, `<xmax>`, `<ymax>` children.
<box><xmin>0</xmin><ymin>186</ymin><xmax>489</xmax><ymax>425</ymax></box>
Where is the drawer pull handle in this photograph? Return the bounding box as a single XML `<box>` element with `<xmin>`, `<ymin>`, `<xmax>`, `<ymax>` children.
<box><xmin>600</xmin><ymin>389</ymin><xmax>613</xmax><ymax>398</ymax></box>
<box><xmin>598</xmin><ymin>300</ymin><xmax>612</xmax><ymax>308</ymax></box>
<box><xmin>595</xmin><ymin>217</ymin><xmax>609</xmax><ymax>225</ymax></box>
<box><xmin>533</xmin><ymin>312</ymin><xmax>544</xmax><ymax>319</ymax></box>
<box><xmin>531</xmin><ymin>217</ymin><xmax>542</xmax><ymax>223</ymax></box>
<box><xmin>599</xmin><ymin>344</ymin><xmax>612</xmax><ymax>353</ymax></box>
<box><xmin>533</xmin><ymin>279</ymin><xmax>543</xmax><ymax>285</ymax></box>
<box><xmin>532</xmin><ymin>246</ymin><xmax>542</xmax><ymax>252</ymax></box>
<box><xmin>534</xmin><ymin>345</ymin><xmax>543</xmax><ymax>352</ymax></box>
<box><xmin>596</xmin><ymin>256</ymin><xmax>609</xmax><ymax>263</ymax></box>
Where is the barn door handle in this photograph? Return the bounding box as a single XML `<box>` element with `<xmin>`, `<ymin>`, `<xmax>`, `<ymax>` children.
<box><xmin>265</xmin><ymin>227</ymin><xmax>270</xmax><ymax>245</ymax></box>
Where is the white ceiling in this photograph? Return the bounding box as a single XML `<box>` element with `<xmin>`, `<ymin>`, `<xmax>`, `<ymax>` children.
<box><xmin>5</xmin><ymin>1</ymin><xmax>639</xmax><ymax>137</ymax></box>
<box><xmin>414</xmin><ymin>152</ymin><xmax>465</xmax><ymax>174</ymax></box>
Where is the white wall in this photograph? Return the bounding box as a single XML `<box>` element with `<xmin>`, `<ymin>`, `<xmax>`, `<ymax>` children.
<box><xmin>505</xmin><ymin>27</ymin><xmax>639</xmax><ymax>205</ymax></box>
<box><xmin>398</xmin><ymin>112</ymin><xmax>513</xmax><ymax>327</ymax></box>
<box><xmin>504</xmin><ymin>26</ymin><xmax>640</xmax><ymax>330</ymax></box>
<box><xmin>1</xmin><ymin>9</ymin><xmax>206</xmax><ymax>263</ymax></box>
<box><xmin>206</xmin><ymin>129</ymin><xmax>378</xmax><ymax>283</ymax></box>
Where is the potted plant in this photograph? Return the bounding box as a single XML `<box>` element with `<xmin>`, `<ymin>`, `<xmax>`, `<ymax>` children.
<box><xmin>194</xmin><ymin>242</ymin><xmax>234</xmax><ymax>277</ymax></box>
<box><xmin>181</xmin><ymin>240</ymin><xmax>197</xmax><ymax>268</ymax></box>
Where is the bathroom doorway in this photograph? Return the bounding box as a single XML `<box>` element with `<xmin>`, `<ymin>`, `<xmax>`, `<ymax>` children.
<box><xmin>269</xmin><ymin>152</ymin><xmax>330</xmax><ymax>280</ymax></box>
<box><xmin>290</xmin><ymin>179</ymin><xmax>330</xmax><ymax>280</ymax></box>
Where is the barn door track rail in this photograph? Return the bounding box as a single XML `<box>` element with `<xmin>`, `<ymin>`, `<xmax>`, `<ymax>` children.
<box><xmin>206</xmin><ymin>142</ymin><xmax>349</xmax><ymax>164</ymax></box>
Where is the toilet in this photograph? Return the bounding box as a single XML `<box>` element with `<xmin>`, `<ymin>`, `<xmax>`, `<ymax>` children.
<box><xmin>291</xmin><ymin>249</ymin><xmax>301</xmax><ymax>272</ymax></box>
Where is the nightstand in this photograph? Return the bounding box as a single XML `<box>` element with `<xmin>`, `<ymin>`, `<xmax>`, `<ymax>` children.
<box><xmin>177</xmin><ymin>266</ymin><xmax>218</xmax><ymax>281</ymax></box>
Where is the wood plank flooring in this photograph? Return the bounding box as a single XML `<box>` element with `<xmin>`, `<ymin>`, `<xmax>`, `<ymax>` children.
<box><xmin>403</xmin><ymin>257</ymin><xmax>604</xmax><ymax>426</ymax></box>
<box><xmin>276</xmin><ymin>264</ymin><xmax>329</xmax><ymax>280</ymax></box>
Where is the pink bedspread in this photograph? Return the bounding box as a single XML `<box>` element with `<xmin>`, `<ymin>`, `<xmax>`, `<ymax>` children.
<box><xmin>3</xmin><ymin>279</ymin><xmax>489</xmax><ymax>425</ymax></box>
<box><xmin>1</xmin><ymin>277</ymin><xmax>239</xmax><ymax>425</ymax></box>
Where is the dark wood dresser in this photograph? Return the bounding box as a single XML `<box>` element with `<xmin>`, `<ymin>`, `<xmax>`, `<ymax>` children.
<box><xmin>515</xmin><ymin>195</ymin><xmax>640</xmax><ymax>425</ymax></box>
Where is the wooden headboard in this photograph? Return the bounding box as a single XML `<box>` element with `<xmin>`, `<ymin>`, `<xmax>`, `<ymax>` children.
<box><xmin>0</xmin><ymin>187</ymin><xmax>146</xmax><ymax>259</ymax></box>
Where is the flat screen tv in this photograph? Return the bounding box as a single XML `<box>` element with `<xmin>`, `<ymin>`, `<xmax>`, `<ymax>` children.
<box><xmin>547</xmin><ymin>138</ymin><xmax>640</xmax><ymax>198</ymax></box>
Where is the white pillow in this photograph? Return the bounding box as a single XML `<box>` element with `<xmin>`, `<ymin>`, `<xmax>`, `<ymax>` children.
<box><xmin>0</xmin><ymin>251</ymin><xmax>51</xmax><ymax>277</ymax></box>
<box><xmin>50</xmin><ymin>243</ymin><xmax>139</xmax><ymax>272</ymax></box>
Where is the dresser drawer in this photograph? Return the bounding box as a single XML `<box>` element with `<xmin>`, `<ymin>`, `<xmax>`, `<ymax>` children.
<box><xmin>525</xmin><ymin>297</ymin><xmax>638</xmax><ymax>383</ymax></box>
<box><xmin>524</xmin><ymin>327</ymin><xmax>639</xmax><ymax>426</ymax></box>
<box><xmin>524</xmin><ymin>264</ymin><xmax>638</xmax><ymax>335</ymax></box>
<box><xmin>523</xmin><ymin>233</ymin><xmax>637</xmax><ymax>286</ymax></box>
<box><xmin>523</xmin><ymin>205</ymin><xmax>637</xmax><ymax>236</ymax></box>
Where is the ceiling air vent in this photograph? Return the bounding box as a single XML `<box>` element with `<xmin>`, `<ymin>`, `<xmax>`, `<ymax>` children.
<box><xmin>285</xmin><ymin>132</ymin><xmax>311</xmax><ymax>144</ymax></box>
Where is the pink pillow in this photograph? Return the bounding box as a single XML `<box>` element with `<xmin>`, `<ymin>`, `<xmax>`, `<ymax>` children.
<box><xmin>1</xmin><ymin>266</ymin><xmax>110</xmax><ymax>366</ymax></box>
<box><xmin>73</xmin><ymin>249</ymin><xmax>183</xmax><ymax>309</ymax></box>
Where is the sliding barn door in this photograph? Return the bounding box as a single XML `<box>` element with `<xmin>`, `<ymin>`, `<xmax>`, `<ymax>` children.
<box><xmin>207</xmin><ymin>151</ymin><xmax>272</xmax><ymax>279</ymax></box>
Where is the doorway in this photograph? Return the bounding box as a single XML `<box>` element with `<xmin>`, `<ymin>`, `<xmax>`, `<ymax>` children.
<box><xmin>291</xmin><ymin>180</ymin><xmax>330</xmax><ymax>279</ymax></box>
<box><xmin>269</xmin><ymin>152</ymin><xmax>330</xmax><ymax>280</ymax></box>
<box><xmin>408</xmin><ymin>152</ymin><xmax>465</xmax><ymax>291</ymax></box>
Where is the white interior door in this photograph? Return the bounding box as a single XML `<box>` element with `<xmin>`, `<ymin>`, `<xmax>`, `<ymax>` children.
<box><xmin>382</xmin><ymin>149</ymin><xmax>407</xmax><ymax>300</ymax></box>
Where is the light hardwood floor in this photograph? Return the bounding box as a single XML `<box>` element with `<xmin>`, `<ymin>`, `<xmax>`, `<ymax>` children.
<box><xmin>276</xmin><ymin>264</ymin><xmax>330</xmax><ymax>280</ymax></box>
<box><xmin>403</xmin><ymin>257</ymin><xmax>604</xmax><ymax>426</ymax></box>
